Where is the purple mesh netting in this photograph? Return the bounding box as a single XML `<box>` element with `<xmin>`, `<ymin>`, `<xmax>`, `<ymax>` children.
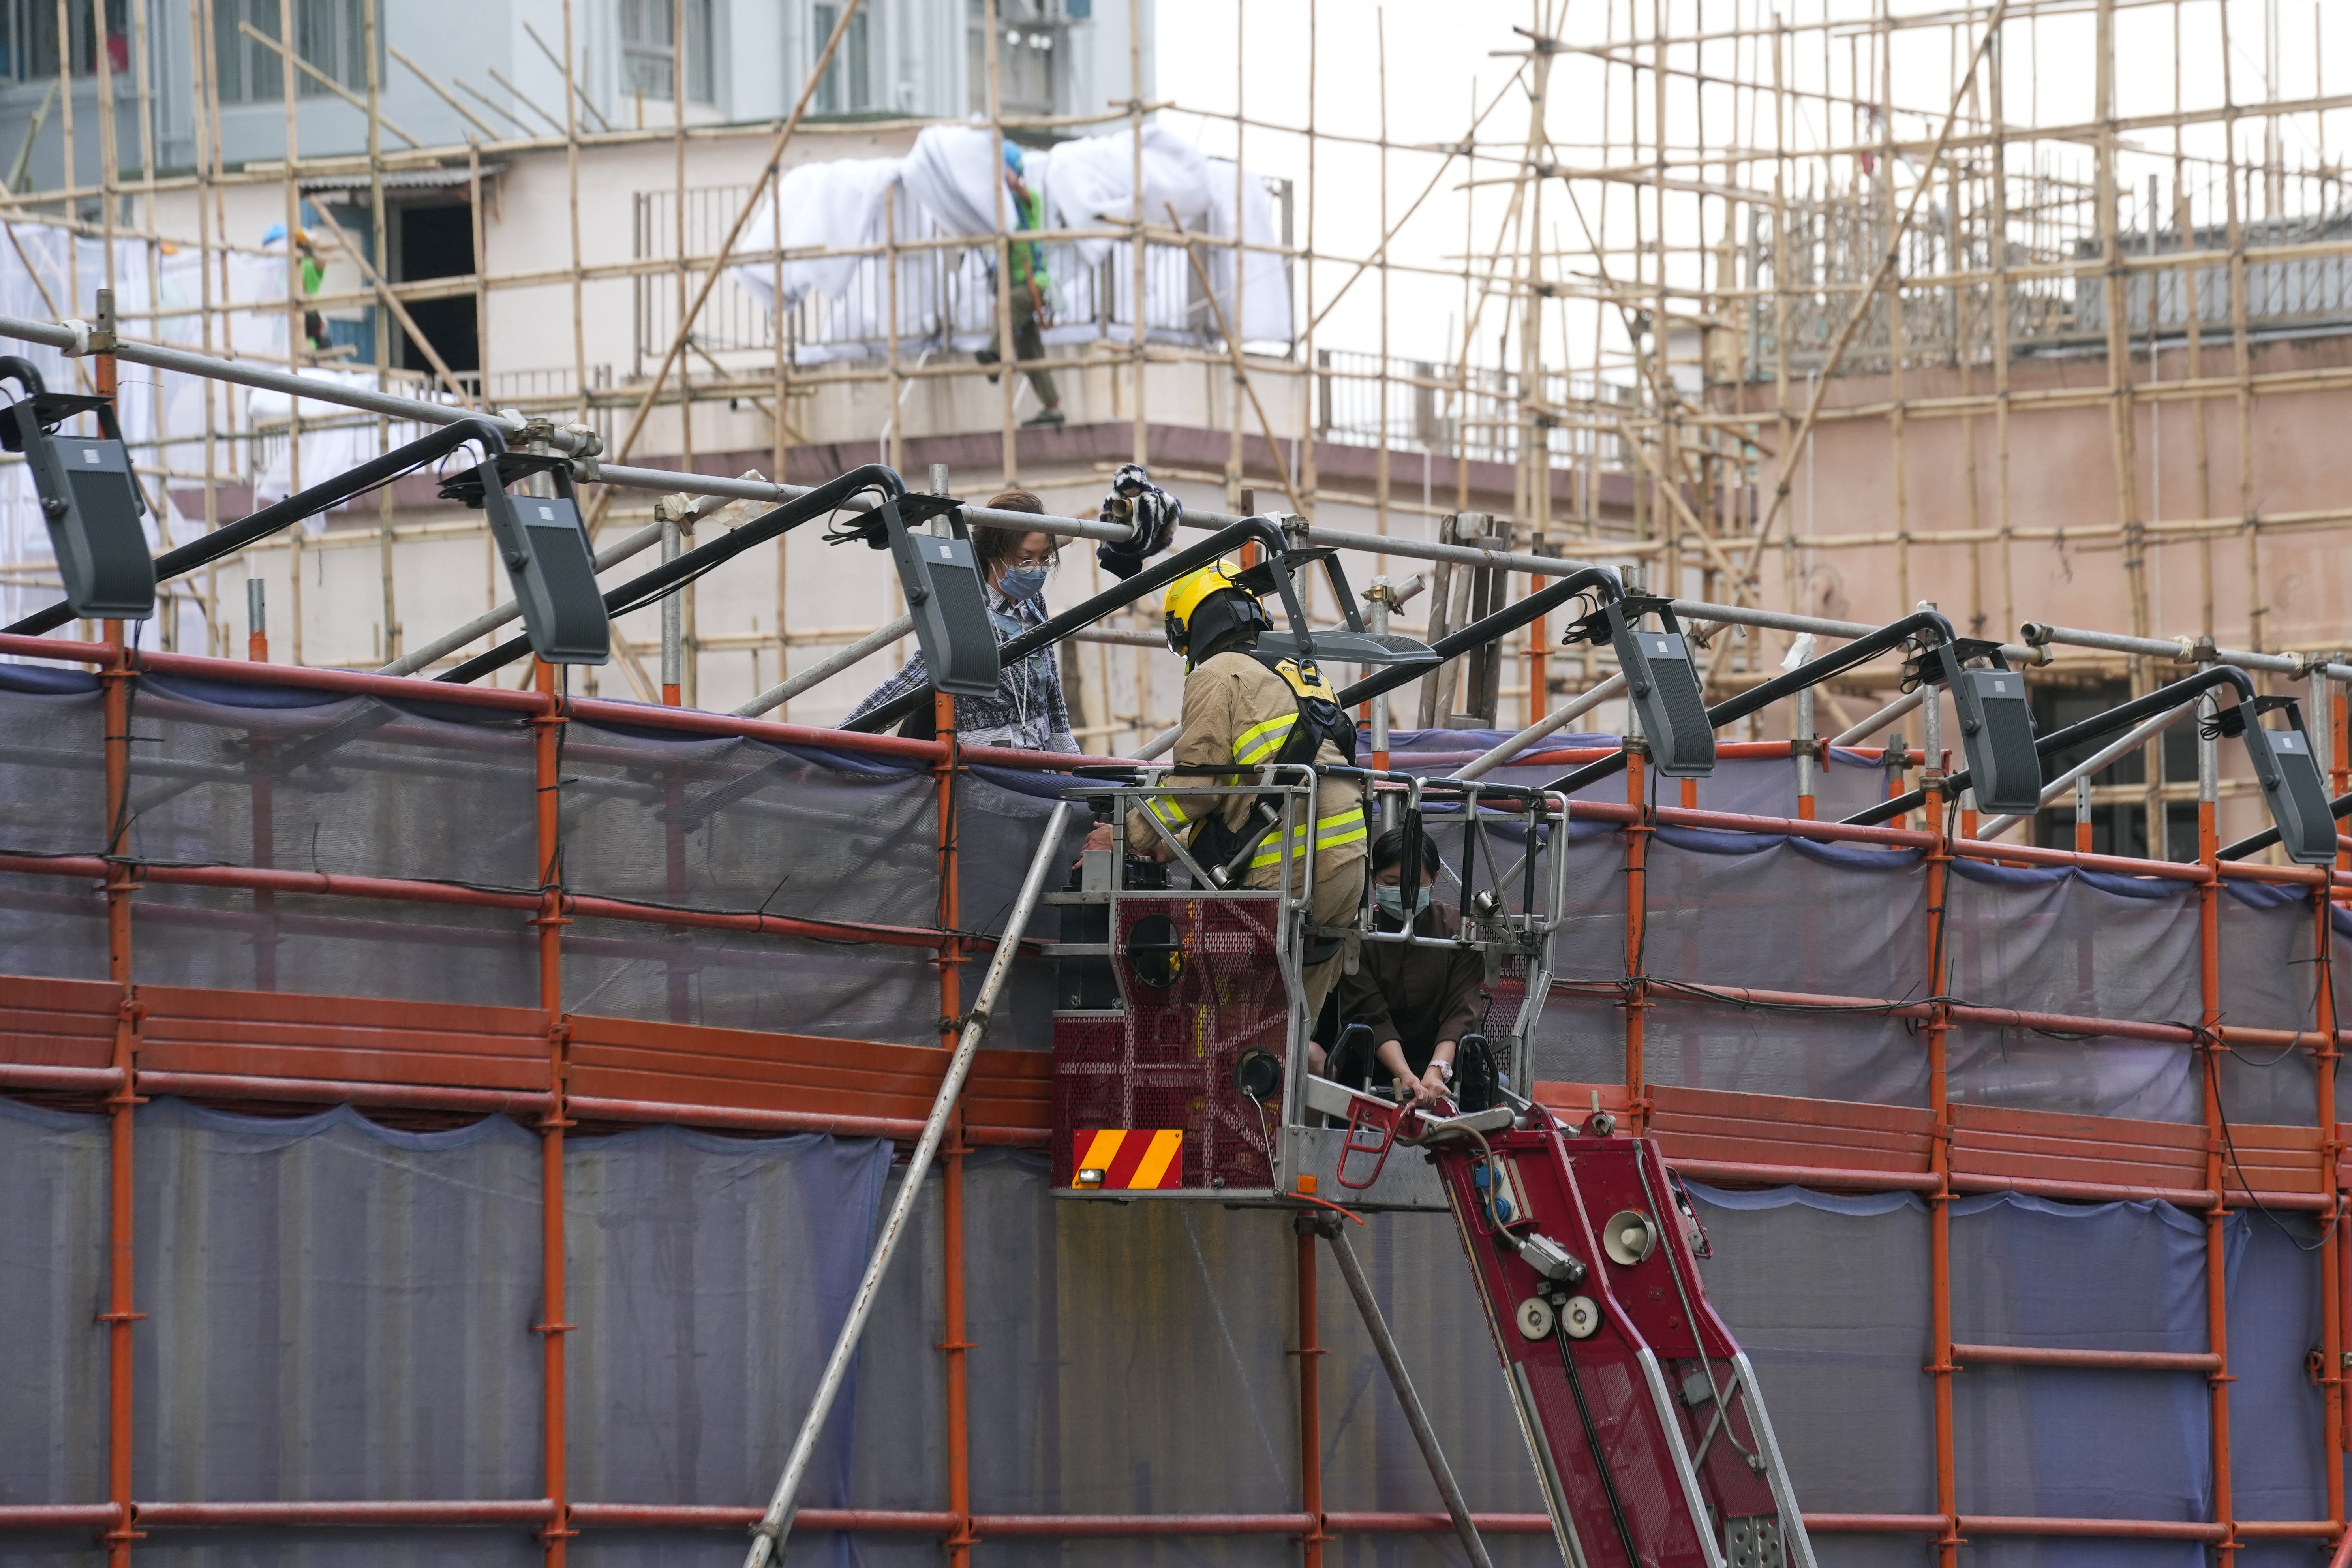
<box><xmin>6</xmin><ymin>1109</ymin><xmax>2332</xmax><ymax>1568</ymax></box>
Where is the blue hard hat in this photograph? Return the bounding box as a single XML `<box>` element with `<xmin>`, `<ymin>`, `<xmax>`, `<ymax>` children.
<box><xmin>1002</xmin><ymin>142</ymin><xmax>1025</xmax><ymax>175</ymax></box>
<box><xmin>261</xmin><ymin>223</ymin><xmax>287</xmax><ymax>245</ymax></box>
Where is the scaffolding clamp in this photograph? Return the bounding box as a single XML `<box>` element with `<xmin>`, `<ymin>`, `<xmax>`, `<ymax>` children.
<box><xmin>506</xmin><ymin>413</ymin><xmax>557</xmax><ymax>455</ymax></box>
<box><xmin>88</xmin><ymin>289</ymin><xmax>116</xmax><ymax>356</ymax></box>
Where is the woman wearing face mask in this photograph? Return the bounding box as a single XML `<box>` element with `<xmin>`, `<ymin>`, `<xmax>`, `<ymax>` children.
<box><xmin>845</xmin><ymin>490</ymin><xmax>1077</xmax><ymax>752</ymax></box>
<box><xmin>1327</xmin><ymin>826</ymin><xmax>1488</xmax><ymax>1108</ymax></box>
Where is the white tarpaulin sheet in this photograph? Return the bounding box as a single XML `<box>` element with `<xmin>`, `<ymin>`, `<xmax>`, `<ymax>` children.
<box><xmin>731</xmin><ymin>123</ymin><xmax>1292</xmax><ymax>361</ymax></box>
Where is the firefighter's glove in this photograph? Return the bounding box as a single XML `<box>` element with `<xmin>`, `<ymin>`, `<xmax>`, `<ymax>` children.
<box><xmin>1095</xmin><ymin>464</ymin><xmax>1183</xmax><ymax>580</ymax></box>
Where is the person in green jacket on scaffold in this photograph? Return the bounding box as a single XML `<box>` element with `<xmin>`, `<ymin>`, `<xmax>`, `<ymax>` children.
<box><xmin>977</xmin><ymin>143</ymin><xmax>1065</xmax><ymax>429</ymax></box>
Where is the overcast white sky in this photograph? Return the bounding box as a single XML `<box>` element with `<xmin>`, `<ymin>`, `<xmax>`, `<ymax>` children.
<box><xmin>1151</xmin><ymin>0</ymin><xmax>2352</xmax><ymax>377</ymax></box>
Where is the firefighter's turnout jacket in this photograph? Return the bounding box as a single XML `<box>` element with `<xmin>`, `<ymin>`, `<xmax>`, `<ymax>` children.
<box><xmin>1127</xmin><ymin>650</ymin><xmax>1368</xmax><ymax>882</ymax></box>
<box><xmin>1126</xmin><ymin>649</ymin><xmax>1367</xmax><ymax>1011</ymax></box>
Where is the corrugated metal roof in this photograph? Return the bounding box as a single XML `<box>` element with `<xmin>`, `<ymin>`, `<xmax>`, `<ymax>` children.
<box><xmin>300</xmin><ymin>164</ymin><xmax>504</xmax><ymax>199</ymax></box>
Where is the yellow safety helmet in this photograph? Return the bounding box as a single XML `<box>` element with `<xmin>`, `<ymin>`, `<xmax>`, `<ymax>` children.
<box><xmin>1162</xmin><ymin>559</ymin><xmax>1269</xmax><ymax>660</ymax></box>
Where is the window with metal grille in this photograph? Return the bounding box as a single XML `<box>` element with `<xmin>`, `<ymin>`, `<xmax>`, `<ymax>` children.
<box><xmin>967</xmin><ymin>0</ymin><xmax>1064</xmax><ymax>118</ymax></box>
<box><xmin>810</xmin><ymin>2</ymin><xmax>871</xmax><ymax>116</ymax></box>
<box><xmin>619</xmin><ymin>0</ymin><xmax>713</xmax><ymax>104</ymax></box>
<box><xmin>0</xmin><ymin>0</ymin><xmax>128</xmax><ymax>82</ymax></box>
<box><xmin>208</xmin><ymin>0</ymin><xmax>366</xmax><ymax>104</ymax></box>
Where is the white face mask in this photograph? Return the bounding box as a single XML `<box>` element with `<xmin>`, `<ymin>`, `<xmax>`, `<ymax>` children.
<box><xmin>1374</xmin><ymin>883</ymin><xmax>1431</xmax><ymax>921</ymax></box>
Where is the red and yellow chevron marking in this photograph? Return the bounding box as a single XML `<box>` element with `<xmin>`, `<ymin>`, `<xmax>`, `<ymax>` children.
<box><xmin>1072</xmin><ymin>1129</ymin><xmax>1185</xmax><ymax>1190</ymax></box>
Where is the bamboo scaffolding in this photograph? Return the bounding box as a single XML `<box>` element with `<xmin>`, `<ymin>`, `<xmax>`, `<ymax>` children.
<box><xmin>0</xmin><ymin>0</ymin><xmax>2338</xmax><ymax>762</ymax></box>
<box><xmin>3</xmin><ymin>12</ymin><xmax>2352</xmax><ymax>1558</ymax></box>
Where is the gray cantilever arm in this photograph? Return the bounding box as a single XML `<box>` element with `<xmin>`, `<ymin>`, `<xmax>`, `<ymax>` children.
<box><xmin>1336</xmin><ymin>565</ymin><xmax>1621</xmax><ymax>708</ymax></box>
<box><xmin>1844</xmin><ymin>663</ymin><xmax>2259</xmax><ymax>828</ymax></box>
<box><xmin>1545</xmin><ymin>607</ymin><xmax>1961</xmax><ymax>798</ymax></box>
<box><xmin>6</xmin><ymin>415</ymin><xmax>510</xmax><ymax>637</ymax></box>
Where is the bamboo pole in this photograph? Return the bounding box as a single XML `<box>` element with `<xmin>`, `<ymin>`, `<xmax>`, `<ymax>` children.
<box><xmin>93</xmin><ymin>0</ymin><xmax>116</xmax><ymax>314</ymax></box>
<box><xmin>562</xmin><ymin>0</ymin><xmax>587</xmax><ymax>432</ymax></box>
<box><xmin>1227</xmin><ymin>0</ymin><xmax>1245</xmax><ymax>514</ymax></box>
<box><xmin>584</xmin><ymin>0</ymin><xmax>866</xmax><ymax>531</ymax></box>
<box><xmin>12</xmin><ymin>0</ymin><xmax>2352</xmax><ymax>751</ymax></box>
<box><xmin>885</xmin><ymin>181</ymin><xmax>900</xmax><ymax>477</ymax></box>
<box><xmin>387</xmin><ymin>43</ymin><xmax>500</xmax><ymax>141</ymax></box>
<box><xmin>2177</xmin><ymin>0</ymin><xmax>2213</xmax><ymax>643</ymax></box>
<box><xmin>1167</xmin><ymin>212</ymin><xmax>1304</xmax><ymax>519</ymax></box>
<box><xmin>524</xmin><ymin>19</ymin><xmax>611</xmax><ymax>133</ymax></box>
<box><xmin>365</xmin><ymin>0</ymin><xmax>394</xmax><ymax>664</ymax></box>
<box><xmin>1734</xmin><ymin>1</ymin><xmax>2018</xmax><ymax>609</ymax></box>
<box><xmin>186</xmin><ymin>0</ymin><xmax>217</xmax><ymax>653</ymax></box>
<box><xmin>1879</xmin><ymin>6</ymin><xmax>1915</xmax><ymax>624</ymax></box>
<box><xmin>669</xmin><ymin>0</ymin><xmax>697</xmax><ymax>702</ymax></box>
<box><xmin>771</xmin><ymin>122</ymin><xmax>789</xmax><ymax>718</ymax></box>
<box><xmin>2219</xmin><ymin>4</ymin><xmax>2263</xmax><ymax>662</ymax></box>
<box><xmin>236</xmin><ymin>20</ymin><xmax>419</xmax><ymax>146</ymax></box>
<box><xmin>55</xmin><ymin>0</ymin><xmax>75</xmax><ymax>358</ymax></box>
<box><xmin>1128</xmin><ymin>0</ymin><xmax>1146</xmax><ymax>469</ymax></box>
<box><xmin>1301</xmin><ymin>0</ymin><xmax>1319</xmax><ymax>515</ymax></box>
<box><xmin>2093</xmin><ymin>0</ymin><xmax>2155</xmax><ymax>849</ymax></box>
<box><xmin>278</xmin><ymin>0</ymin><xmax>303</xmax><ymax>665</ymax></box>
<box><xmin>454</xmin><ymin>76</ymin><xmax>540</xmax><ymax>140</ymax></box>
<box><xmin>985</xmin><ymin>0</ymin><xmax>1012</xmax><ymax>486</ymax></box>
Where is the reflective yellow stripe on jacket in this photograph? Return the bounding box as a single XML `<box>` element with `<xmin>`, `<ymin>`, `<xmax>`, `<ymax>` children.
<box><xmin>1247</xmin><ymin>803</ymin><xmax>1368</xmax><ymax>871</ymax></box>
<box><xmin>1232</xmin><ymin>712</ymin><xmax>1298</xmax><ymax>766</ymax></box>
<box><xmin>1144</xmin><ymin>791</ymin><xmax>1191</xmax><ymax>832</ymax></box>
<box><xmin>1142</xmin><ymin>712</ymin><xmax>1299</xmax><ymax>831</ymax></box>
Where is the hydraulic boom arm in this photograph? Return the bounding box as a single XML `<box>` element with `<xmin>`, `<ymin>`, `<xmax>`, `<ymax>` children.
<box><xmin>1303</xmin><ymin>1078</ymin><xmax>1817</xmax><ymax>1568</ymax></box>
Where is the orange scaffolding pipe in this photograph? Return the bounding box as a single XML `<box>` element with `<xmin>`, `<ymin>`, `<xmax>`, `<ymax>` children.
<box><xmin>99</xmin><ymin>620</ymin><xmax>139</xmax><ymax>1568</ymax></box>
<box><xmin>1923</xmin><ymin>772</ymin><xmax>1961</xmax><ymax>1568</ymax></box>
<box><xmin>3</xmin><ymin>1501</ymin><xmax>2337</xmax><ymax>1540</ymax></box>
<box><xmin>1293</xmin><ymin>1221</ymin><xmax>1328</xmax><ymax>1566</ymax></box>
<box><xmin>533</xmin><ymin>659</ymin><xmax>575</xmax><ymax>1568</ymax></box>
<box><xmin>1623</xmin><ymin>745</ymin><xmax>1651</xmax><ymax>1130</ymax></box>
<box><xmin>2198</xmin><ymin>787</ymin><xmax>2239</xmax><ymax>1564</ymax></box>
<box><xmin>9</xmin><ymin>630</ymin><xmax>2352</xmax><ymax>1560</ymax></box>
<box><xmin>936</xmin><ymin>690</ymin><xmax>976</xmax><ymax>1568</ymax></box>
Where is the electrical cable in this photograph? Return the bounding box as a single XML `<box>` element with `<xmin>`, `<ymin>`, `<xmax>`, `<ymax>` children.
<box><xmin>2185</xmin><ymin>891</ymin><xmax>2346</xmax><ymax>1253</ymax></box>
<box><xmin>1242</xmin><ymin>1084</ymin><xmax>1279</xmax><ymax>1174</ymax></box>
<box><xmin>1553</xmin><ymin>1332</ymin><xmax>1644</xmax><ymax>1568</ymax></box>
<box><xmin>1616</xmin><ymin>758</ymin><xmax>1660</xmax><ymax>1007</ymax></box>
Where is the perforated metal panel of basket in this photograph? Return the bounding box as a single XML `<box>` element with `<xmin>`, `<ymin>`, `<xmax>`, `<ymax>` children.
<box><xmin>1051</xmin><ymin>892</ymin><xmax>1293</xmax><ymax>1192</ymax></box>
<box><xmin>1476</xmin><ymin>948</ymin><xmax>1532</xmax><ymax>1056</ymax></box>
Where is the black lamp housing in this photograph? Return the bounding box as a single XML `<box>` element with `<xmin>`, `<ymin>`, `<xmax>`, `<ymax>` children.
<box><xmin>2226</xmin><ymin>696</ymin><xmax>2337</xmax><ymax>865</ymax></box>
<box><xmin>451</xmin><ymin>452</ymin><xmax>610</xmax><ymax>665</ymax></box>
<box><xmin>0</xmin><ymin>357</ymin><xmax>153</xmax><ymax>620</ymax></box>
<box><xmin>862</xmin><ymin>494</ymin><xmax>1000</xmax><ymax>700</ymax></box>
<box><xmin>1928</xmin><ymin>641</ymin><xmax>2042</xmax><ymax>815</ymax></box>
<box><xmin>1597</xmin><ymin>595</ymin><xmax>1715</xmax><ymax>778</ymax></box>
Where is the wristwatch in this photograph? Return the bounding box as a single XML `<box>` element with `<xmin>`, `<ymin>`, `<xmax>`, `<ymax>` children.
<box><xmin>1432</xmin><ymin>1060</ymin><xmax>1454</xmax><ymax>1082</ymax></box>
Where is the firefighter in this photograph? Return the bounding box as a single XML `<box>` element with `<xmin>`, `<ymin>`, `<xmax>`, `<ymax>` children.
<box><xmin>1085</xmin><ymin>559</ymin><xmax>1368</xmax><ymax>1014</ymax></box>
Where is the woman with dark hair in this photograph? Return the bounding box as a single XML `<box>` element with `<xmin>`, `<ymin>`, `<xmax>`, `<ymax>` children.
<box><xmin>1326</xmin><ymin>824</ymin><xmax>1488</xmax><ymax>1108</ymax></box>
<box><xmin>845</xmin><ymin>488</ymin><xmax>1076</xmax><ymax>751</ymax></box>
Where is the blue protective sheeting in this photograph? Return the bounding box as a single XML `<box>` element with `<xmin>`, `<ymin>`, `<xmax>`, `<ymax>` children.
<box><xmin>0</xmin><ymin>661</ymin><xmax>99</xmax><ymax>697</ymax></box>
<box><xmin>565</xmin><ymin>1119</ymin><xmax>897</xmax><ymax>1568</ymax></box>
<box><xmin>9</xmin><ymin>1102</ymin><xmax>2341</xmax><ymax>1568</ymax></box>
<box><xmin>2227</xmin><ymin>1214</ymin><xmax>2329</xmax><ymax>1534</ymax></box>
<box><xmin>1948</xmin><ymin>1194</ymin><xmax>2219</xmax><ymax>1527</ymax></box>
